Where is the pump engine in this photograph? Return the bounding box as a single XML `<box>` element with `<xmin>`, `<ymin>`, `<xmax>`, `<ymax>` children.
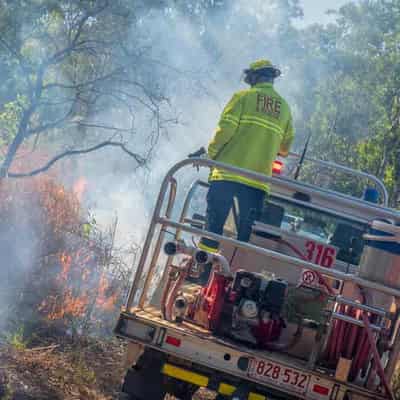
<box><xmin>163</xmin><ymin>242</ymin><xmax>330</xmax><ymax>352</ymax></box>
<box><xmin>187</xmin><ymin>269</ymin><xmax>288</xmax><ymax>348</ymax></box>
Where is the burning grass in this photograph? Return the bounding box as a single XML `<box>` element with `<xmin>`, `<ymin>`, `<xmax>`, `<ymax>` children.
<box><xmin>0</xmin><ymin>148</ymin><xmax>142</xmax><ymax>398</ymax></box>
<box><xmin>0</xmin><ymin>148</ymin><xmax>141</xmax><ymax>398</ymax></box>
<box><xmin>0</xmin><ymin>148</ymin><xmax>131</xmax><ymax>340</ymax></box>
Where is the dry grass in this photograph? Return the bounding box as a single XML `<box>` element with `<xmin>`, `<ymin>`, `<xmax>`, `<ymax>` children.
<box><xmin>0</xmin><ymin>336</ymin><xmax>126</xmax><ymax>400</ymax></box>
<box><xmin>0</xmin><ymin>334</ymin><xmax>218</xmax><ymax>400</ymax></box>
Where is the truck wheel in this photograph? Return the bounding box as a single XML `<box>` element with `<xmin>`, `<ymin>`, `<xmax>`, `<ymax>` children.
<box><xmin>120</xmin><ymin>349</ymin><xmax>168</xmax><ymax>400</ymax></box>
<box><xmin>118</xmin><ymin>393</ymin><xmax>172</xmax><ymax>400</ymax></box>
<box><xmin>117</xmin><ymin>393</ymin><xmax>137</xmax><ymax>400</ymax></box>
<box><xmin>164</xmin><ymin>376</ymin><xmax>198</xmax><ymax>399</ymax></box>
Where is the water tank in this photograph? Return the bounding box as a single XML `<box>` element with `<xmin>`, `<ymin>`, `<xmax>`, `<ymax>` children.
<box><xmin>359</xmin><ymin>220</ymin><xmax>400</xmax><ymax>289</ymax></box>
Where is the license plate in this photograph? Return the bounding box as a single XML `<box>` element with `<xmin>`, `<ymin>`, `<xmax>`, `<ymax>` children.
<box><xmin>249</xmin><ymin>358</ymin><xmax>310</xmax><ymax>394</ymax></box>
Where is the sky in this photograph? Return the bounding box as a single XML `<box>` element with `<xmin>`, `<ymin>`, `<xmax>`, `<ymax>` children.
<box><xmin>300</xmin><ymin>0</ymin><xmax>355</xmax><ymax>25</ymax></box>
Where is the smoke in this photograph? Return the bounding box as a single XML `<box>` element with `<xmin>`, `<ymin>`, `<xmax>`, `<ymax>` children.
<box><xmin>0</xmin><ymin>0</ymin><xmax>333</xmax><ymax>334</ymax></box>
<box><xmin>0</xmin><ymin>193</ymin><xmax>38</xmax><ymax>334</ymax></box>
<box><xmin>80</xmin><ymin>0</ymin><xmax>305</xmax><ymax>246</ymax></box>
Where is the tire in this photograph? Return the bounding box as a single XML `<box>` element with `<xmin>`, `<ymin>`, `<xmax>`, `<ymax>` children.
<box><xmin>164</xmin><ymin>376</ymin><xmax>198</xmax><ymax>400</ymax></box>
<box><xmin>118</xmin><ymin>393</ymin><xmax>173</xmax><ymax>400</ymax></box>
<box><xmin>117</xmin><ymin>392</ymin><xmax>137</xmax><ymax>400</ymax></box>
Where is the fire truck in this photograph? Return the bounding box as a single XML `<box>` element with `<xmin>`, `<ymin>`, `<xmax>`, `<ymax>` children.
<box><xmin>115</xmin><ymin>154</ymin><xmax>400</xmax><ymax>400</ymax></box>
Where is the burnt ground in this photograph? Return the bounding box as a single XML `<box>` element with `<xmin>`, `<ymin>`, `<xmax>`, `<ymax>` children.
<box><xmin>0</xmin><ymin>336</ymin><xmax>214</xmax><ymax>400</ymax></box>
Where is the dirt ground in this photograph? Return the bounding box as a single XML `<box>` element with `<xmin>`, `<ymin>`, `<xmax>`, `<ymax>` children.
<box><xmin>0</xmin><ymin>337</ymin><xmax>214</xmax><ymax>400</ymax></box>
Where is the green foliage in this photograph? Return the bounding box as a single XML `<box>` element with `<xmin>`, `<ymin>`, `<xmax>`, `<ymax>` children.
<box><xmin>6</xmin><ymin>325</ymin><xmax>28</xmax><ymax>350</ymax></box>
<box><xmin>0</xmin><ymin>98</ymin><xmax>24</xmax><ymax>146</ymax></box>
<box><xmin>298</xmin><ymin>0</ymin><xmax>400</xmax><ymax>206</ymax></box>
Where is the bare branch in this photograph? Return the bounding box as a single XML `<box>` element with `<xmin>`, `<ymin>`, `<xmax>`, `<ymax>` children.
<box><xmin>71</xmin><ymin>122</ymin><xmax>135</xmax><ymax>134</ymax></box>
<box><xmin>46</xmin><ymin>2</ymin><xmax>109</xmax><ymax>66</ymax></box>
<box><xmin>7</xmin><ymin>141</ymin><xmax>146</xmax><ymax>178</ymax></box>
<box><xmin>0</xmin><ymin>36</ymin><xmax>28</xmax><ymax>70</ymax></box>
<box><xmin>42</xmin><ymin>68</ymin><xmax>124</xmax><ymax>91</ymax></box>
<box><xmin>0</xmin><ymin>36</ymin><xmax>33</xmax><ymax>91</ymax></box>
<box><xmin>27</xmin><ymin>100</ymin><xmax>77</xmax><ymax>135</ymax></box>
<box><xmin>92</xmin><ymin>87</ymin><xmax>155</xmax><ymax>114</ymax></box>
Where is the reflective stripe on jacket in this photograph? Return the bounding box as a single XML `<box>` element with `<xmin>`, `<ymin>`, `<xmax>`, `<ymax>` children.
<box><xmin>208</xmin><ymin>82</ymin><xmax>294</xmax><ymax>192</ymax></box>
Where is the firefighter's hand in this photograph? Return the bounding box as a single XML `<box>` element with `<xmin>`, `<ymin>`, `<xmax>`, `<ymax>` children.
<box><xmin>188</xmin><ymin>147</ymin><xmax>207</xmax><ymax>158</ymax></box>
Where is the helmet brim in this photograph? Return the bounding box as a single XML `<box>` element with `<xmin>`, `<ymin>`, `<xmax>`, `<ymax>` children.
<box><xmin>244</xmin><ymin>66</ymin><xmax>281</xmax><ymax>79</ymax></box>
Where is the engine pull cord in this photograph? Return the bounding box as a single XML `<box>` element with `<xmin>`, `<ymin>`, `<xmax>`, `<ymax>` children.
<box><xmin>361</xmin><ymin>312</ymin><xmax>394</xmax><ymax>400</ymax></box>
<box><xmin>278</xmin><ymin>238</ymin><xmax>335</xmax><ymax>295</ymax></box>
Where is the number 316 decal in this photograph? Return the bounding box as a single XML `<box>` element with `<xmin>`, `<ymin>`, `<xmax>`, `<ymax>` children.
<box><xmin>305</xmin><ymin>241</ymin><xmax>336</xmax><ymax>268</ymax></box>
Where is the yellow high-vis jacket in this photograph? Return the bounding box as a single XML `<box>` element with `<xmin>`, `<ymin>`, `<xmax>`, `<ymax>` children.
<box><xmin>208</xmin><ymin>82</ymin><xmax>294</xmax><ymax>192</ymax></box>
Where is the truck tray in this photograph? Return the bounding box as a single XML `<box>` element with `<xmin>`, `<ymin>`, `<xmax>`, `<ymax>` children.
<box><xmin>116</xmin><ymin>307</ymin><xmax>386</xmax><ymax>400</ymax></box>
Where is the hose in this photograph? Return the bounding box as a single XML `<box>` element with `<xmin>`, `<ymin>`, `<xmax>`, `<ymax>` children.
<box><xmin>335</xmin><ymin>307</ymin><xmax>347</xmax><ymax>360</ymax></box>
<box><xmin>324</xmin><ymin>285</ymin><xmax>394</xmax><ymax>399</ymax></box>
<box><xmin>326</xmin><ymin>310</ymin><xmax>339</xmax><ymax>363</ymax></box>
<box><xmin>344</xmin><ymin>308</ymin><xmax>360</xmax><ymax>359</ymax></box>
<box><xmin>350</xmin><ymin>330</ymin><xmax>369</xmax><ymax>379</ymax></box>
<box><xmin>210</xmin><ymin>253</ymin><xmax>231</xmax><ymax>276</ymax></box>
<box><xmin>362</xmin><ymin>312</ymin><xmax>394</xmax><ymax>400</ymax></box>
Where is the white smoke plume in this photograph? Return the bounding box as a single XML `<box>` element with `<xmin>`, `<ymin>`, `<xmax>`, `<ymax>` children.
<box><xmin>0</xmin><ymin>0</ymin><xmax>320</xmax><ymax>337</ymax></box>
<box><xmin>81</xmin><ymin>0</ymin><xmax>304</xmax><ymax>248</ymax></box>
<box><xmin>0</xmin><ymin>0</ymin><xmax>343</xmax><ymax>336</ymax></box>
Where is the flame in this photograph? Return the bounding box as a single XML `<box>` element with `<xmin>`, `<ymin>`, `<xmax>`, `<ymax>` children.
<box><xmin>40</xmin><ymin>251</ymin><xmax>119</xmax><ymax>322</ymax></box>
<box><xmin>1</xmin><ymin>147</ymin><xmax>119</xmax><ymax>331</ymax></box>
<box><xmin>40</xmin><ymin>290</ymin><xmax>90</xmax><ymax>320</ymax></box>
<box><xmin>95</xmin><ymin>273</ymin><xmax>119</xmax><ymax>312</ymax></box>
<box><xmin>39</xmin><ymin>252</ymin><xmax>90</xmax><ymax>319</ymax></box>
<box><xmin>73</xmin><ymin>177</ymin><xmax>88</xmax><ymax>202</ymax></box>
<box><xmin>58</xmin><ymin>252</ymin><xmax>72</xmax><ymax>283</ymax></box>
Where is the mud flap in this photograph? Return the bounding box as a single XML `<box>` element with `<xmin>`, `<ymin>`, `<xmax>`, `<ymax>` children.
<box><xmin>121</xmin><ymin>350</ymin><xmax>167</xmax><ymax>400</ymax></box>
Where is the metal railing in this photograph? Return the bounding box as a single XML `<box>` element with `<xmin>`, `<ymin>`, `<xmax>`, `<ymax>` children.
<box><xmin>288</xmin><ymin>152</ymin><xmax>389</xmax><ymax>206</ymax></box>
<box><xmin>126</xmin><ymin>158</ymin><xmax>400</xmax><ymax>310</ymax></box>
<box><xmin>123</xmin><ymin>157</ymin><xmax>400</xmax><ymax>384</ymax></box>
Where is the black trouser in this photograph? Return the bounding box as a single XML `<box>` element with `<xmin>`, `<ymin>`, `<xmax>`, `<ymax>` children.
<box><xmin>200</xmin><ymin>180</ymin><xmax>265</xmax><ymax>251</ymax></box>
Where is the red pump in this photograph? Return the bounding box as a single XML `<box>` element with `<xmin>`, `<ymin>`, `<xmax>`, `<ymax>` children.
<box><xmin>199</xmin><ymin>272</ymin><xmax>232</xmax><ymax>331</ymax></box>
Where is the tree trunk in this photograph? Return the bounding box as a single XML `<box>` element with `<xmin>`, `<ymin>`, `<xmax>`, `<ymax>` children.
<box><xmin>0</xmin><ymin>107</ymin><xmax>33</xmax><ymax>178</ymax></box>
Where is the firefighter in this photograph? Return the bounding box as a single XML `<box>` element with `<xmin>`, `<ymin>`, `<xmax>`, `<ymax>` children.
<box><xmin>199</xmin><ymin>59</ymin><xmax>295</xmax><ymax>253</ymax></box>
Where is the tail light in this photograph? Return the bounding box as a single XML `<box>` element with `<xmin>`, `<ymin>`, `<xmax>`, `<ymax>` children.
<box><xmin>165</xmin><ymin>335</ymin><xmax>181</xmax><ymax>347</ymax></box>
<box><xmin>313</xmin><ymin>384</ymin><xmax>330</xmax><ymax>396</ymax></box>
<box><xmin>272</xmin><ymin>160</ymin><xmax>283</xmax><ymax>174</ymax></box>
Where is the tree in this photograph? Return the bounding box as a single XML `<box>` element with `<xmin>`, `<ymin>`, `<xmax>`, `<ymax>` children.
<box><xmin>0</xmin><ymin>0</ymin><xmax>175</xmax><ymax>177</ymax></box>
<box><xmin>300</xmin><ymin>1</ymin><xmax>400</xmax><ymax>206</ymax></box>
